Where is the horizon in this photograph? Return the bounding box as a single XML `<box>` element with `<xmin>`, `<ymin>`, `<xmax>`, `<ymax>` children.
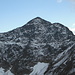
<box><xmin>0</xmin><ymin>0</ymin><xmax>75</xmax><ymax>34</ymax></box>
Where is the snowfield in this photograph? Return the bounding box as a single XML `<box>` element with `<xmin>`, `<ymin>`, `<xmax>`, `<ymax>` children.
<box><xmin>30</xmin><ymin>62</ymin><xmax>49</xmax><ymax>75</ymax></box>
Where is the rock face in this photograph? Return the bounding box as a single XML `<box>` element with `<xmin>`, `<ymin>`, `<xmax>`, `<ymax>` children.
<box><xmin>0</xmin><ymin>17</ymin><xmax>75</xmax><ymax>75</ymax></box>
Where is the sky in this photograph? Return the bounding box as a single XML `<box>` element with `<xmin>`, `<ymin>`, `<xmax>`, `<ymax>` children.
<box><xmin>0</xmin><ymin>0</ymin><xmax>75</xmax><ymax>34</ymax></box>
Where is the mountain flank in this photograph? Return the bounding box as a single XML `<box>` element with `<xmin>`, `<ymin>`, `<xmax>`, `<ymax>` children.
<box><xmin>0</xmin><ymin>17</ymin><xmax>75</xmax><ymax>75</ymax></box>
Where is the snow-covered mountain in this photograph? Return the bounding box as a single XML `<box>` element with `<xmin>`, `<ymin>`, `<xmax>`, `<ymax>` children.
<box><xmin>0</xmin><ymin>17</ymin><xmax>75</xmax><ymax>75</ymax></box>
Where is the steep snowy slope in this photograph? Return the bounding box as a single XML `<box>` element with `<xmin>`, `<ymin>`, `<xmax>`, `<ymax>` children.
<box><xmin>0</xmin><ymin>17</ymin><xmax>75</xmax><ymax>75</ymax></box>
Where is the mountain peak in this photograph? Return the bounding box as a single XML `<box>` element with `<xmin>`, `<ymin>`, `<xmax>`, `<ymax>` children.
<box><xmin>32</xmin><ymin>17</ymin><xmax>43</xmax><ymax>23</ymax></box>
<box><xmin>26</xmin><ymin>17</ymin><xmax>51</xmax><ymax>25</ymax></box>
<box><xmin>34</xmin><ymin>17</ymin><xmax>43</xmax><ymax>19</ymax></box>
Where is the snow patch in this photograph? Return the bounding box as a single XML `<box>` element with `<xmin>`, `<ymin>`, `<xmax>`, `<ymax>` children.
<box><xmin>0</xmin><ymin>68</ymin><xmax>4</xmax><ymax>75</ymax></box>
<box><xmin>30</xmin><ymin>62</ymin><xmax>49</xmax><ymax>75</ymax></box>
<box><xmin>0</xmin><ymin>67</ymin><xmax>14</xmax><ymax>75</ymax></box>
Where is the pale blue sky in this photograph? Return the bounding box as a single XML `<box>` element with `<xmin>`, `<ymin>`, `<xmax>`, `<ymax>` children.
<box><xmin>0</xmin><ymin>0</ymin><xmax>75</xmax><ymax>34</ymax></box>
